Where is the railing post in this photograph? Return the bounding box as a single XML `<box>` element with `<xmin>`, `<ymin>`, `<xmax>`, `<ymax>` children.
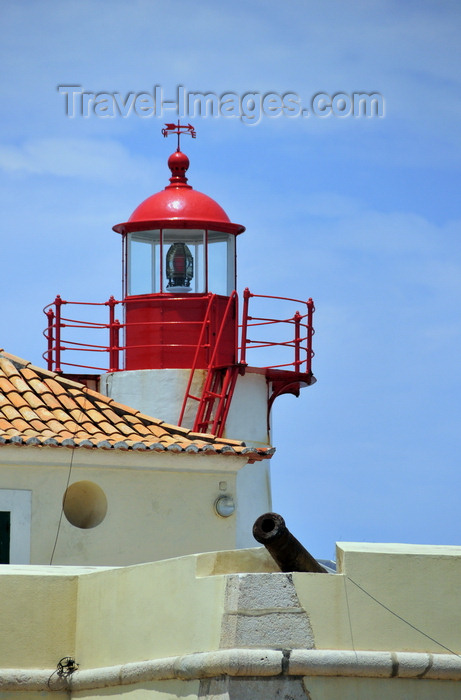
<box><xmin>233</xmin><ymin>290</ymin><xmax>239</xmax><ymax>365</ymax></box>
<box><xmin>111</xmin><ymin>320</ymin><xmax>121</xmax><ymax>372</ymax></box>
<box><xmin>307</xmin><ymin>298</ymin><xmax>315</xmax><ymax>375</ymax></box>
<box><xmin>240</xmin><ymin>287</ymin><xmax>252</xmax><ymax>365</ymax></box>
<box><xmin>54</xmin><ymin>295</ymin><xmax>63</xmax><ymax>374</ymax></box>
<box><xmin>294</xmin><ymin>311</ymin><xmax>302</xmax><ymax>371</ymax></box>
<box><xmin>45</xmin><ymin>309</ymin><xmax>54</xmax><ymax>371</ymax></box>
<box><xmin>106</xmin><ymin>296</ymin><xmax>120</xmax><ymax>372</ymax></box>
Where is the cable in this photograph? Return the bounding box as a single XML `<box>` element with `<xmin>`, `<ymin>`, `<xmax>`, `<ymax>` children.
<box><xmin>49</xmin><ymin>445</ymin><xmax>76</xmax><ymax>565</ymax></box>
<box><xmin>347</xmin><ymin>575</ymin><xmax>461</xmax><ymax>657</ymax></box>
<box><xmin>49</xmin><ymin>395</ymin><xmax>87</xmax><ymax>566</ymax></box>
<box><xmin>343</xmin><ymin>575</ymin><xmax>358</xmax><ymax>659</ymax></box>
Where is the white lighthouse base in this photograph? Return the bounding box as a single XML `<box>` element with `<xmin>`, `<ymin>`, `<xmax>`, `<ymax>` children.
<box><xmin>99</xmin><ymin>368</ymin><xmax>271</xmax><ymax>447</ymax></box>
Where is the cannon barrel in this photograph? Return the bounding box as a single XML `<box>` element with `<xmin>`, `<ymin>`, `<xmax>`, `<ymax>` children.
<box><xmin>253</xmin><ymin>512</ymin><xmax>327</xmax><ymax>574</ymax></box>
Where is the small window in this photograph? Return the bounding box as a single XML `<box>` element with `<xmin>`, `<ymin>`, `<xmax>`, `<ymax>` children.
<box><xmin>0</xmin><ymin>512</ymin><xmax>10</xmax><ymax>564</ymax></box>
<box><xmin>0</xmin><ymin>490</ymin><xmax>31</xmax><ymax>564</ymax></box>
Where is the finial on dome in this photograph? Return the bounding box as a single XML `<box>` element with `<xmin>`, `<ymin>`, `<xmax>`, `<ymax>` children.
<box><xmin>167</xmin><ymin>150</ymin><xmax>191</xmax><ymax>187</ymax></box>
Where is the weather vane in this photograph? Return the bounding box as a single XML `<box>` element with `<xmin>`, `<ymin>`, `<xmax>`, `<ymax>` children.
<box><xmin>162</xmin><ymin>121</ymin><xmax>196</xmax><ymax>151</ymax></box>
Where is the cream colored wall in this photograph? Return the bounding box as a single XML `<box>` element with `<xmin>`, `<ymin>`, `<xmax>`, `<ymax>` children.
<box><xmin>0</xmin><ymin>566</ymin><xmax>79</xmax><ymax>668</ymax></box>
<box><xmin>235</xmin><ymin>460</ymin><xmax>271</xmax><ymax>549</ymax></box>
<box><xmin>3</xmin><ymin>541</ymin><xmax>460</xmax><ymax>667</ymax></box>
<box><xmin>0</xmin><ymin>445</ymin><xmax>267</xmax><ymax>566</ymax></box>
<box><xmin>3</xmin><ymin>677</ymin><xmax>461</xmax><ymax>700</ymax></box>
<box><xmin>71</xmin><ymin>680</ymin><xmax>201</xmax><ymax>700</ymax></box>
<box><xmin>302</xmin><ymin>677</ymin><xmax>461</xmax><ymax>699</ymax></box>
<box><xmin>1</xmin><ymin>545</ymin><xmax>461</xmax><ymax>698</ymax></box>
<box><xmin>2</xmin><ymin>543</ymin><xmax>461</xmax><ymax>670</ymax></box>
<box><xmin>293</xmin><ymin>542</ymin><xmax>461</xmax><ymax>654</ymax></box>
<box><xmin>0</xmin><ymin>555</ymin><xmax>225</xmax><ymax>672</ymax></box>
<box><xmin>74</xmin><ymin>556</ymin><xmax>225</xmax><ymax>669</ymax></box>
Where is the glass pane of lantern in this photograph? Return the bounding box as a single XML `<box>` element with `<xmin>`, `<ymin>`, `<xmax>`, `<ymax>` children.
<box><xmin>128</xmin><ymin>236</ymin><xmax>152</xmax><ymax>295</ymax></box>
<box><xmin>128</xmin><ymin>231</ymin><xmax>160</xmax><ymax>295</ymax></box>
<box><xmin>208</xmin><ymin>233</ymin><xmax>235</xmax><ymax>295</ymax></box>
<box><xmin>163</xmin><ymin>229</ymin><xmax>205</xmax><ymax>293</ymax></box>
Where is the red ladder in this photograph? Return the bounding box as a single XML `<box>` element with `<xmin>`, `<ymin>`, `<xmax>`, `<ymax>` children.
<box><xmin>178</xmin><ymin>291</ymin><xmax>240</xmax><ymax>437</ymax></box>
<box><xmin>193</xmin><ymin>365</ymin><xmax>240</xmax><ymax>435</ymax></box>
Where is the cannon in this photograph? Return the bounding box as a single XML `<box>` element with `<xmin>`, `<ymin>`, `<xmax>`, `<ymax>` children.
<box><xmin>253</xmin><ymin>512</ymin><xmax>327</xmax><ymax>574</ymax></box>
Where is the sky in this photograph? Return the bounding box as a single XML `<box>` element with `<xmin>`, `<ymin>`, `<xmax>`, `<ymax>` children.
<box><xmin>1</xmin><ymin>0</ymin><xmax>460</xmax><ymax>559</ymax></box>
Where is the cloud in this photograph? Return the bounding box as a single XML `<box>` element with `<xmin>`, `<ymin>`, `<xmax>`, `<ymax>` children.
<box><xmin>0</xmin><ymin>137</ymin><xmax>152</xmax><ymax>184</ymax></box>
<box><xmin>301</xmin><ymin>192</ymin><xmax>364</xmax><ymax>219</ymax></box>
<box><xmin>2</xmin><ymin>2</ymin><xmax>460</xmax><ymax>137</ymax></box>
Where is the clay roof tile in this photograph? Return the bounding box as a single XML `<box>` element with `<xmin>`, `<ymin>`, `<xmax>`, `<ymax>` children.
<box><xmin>19</xmin><ymin>406</ymin><xmax>40</xmax><ymax>423</ymax></box>
<box><xmin>40</xmin><ymin>392</ymin><xmax>63</xmax><ymax>410</ymax></box>
<box><xmin>22</xmin><ymin>391</ymin><xmax>46</xmax><ymax>410</ymax></box>
<box><xmin>0</xmin><ymin>356</ymin><xmax>21</xmax><ymax>378</ymax></box>
<box><xmin>28</xmin><ymin>377</ymin><xmax>52</xmax><ymax>395</ymax></box>
<box><xmin>9</xmin><ymin>375</ymin><xmax>30</xmax><ymax>394</ymax></box>
<box><xmin>43</xmin><ymin>377</ymin><xmax>68</xmax><ymax>396</ymax></box>
<box><xmin>7</xmin><ymin>391</ymin><xmax>28</xmax><ymax>409</ymax></box>
<box><xmin>58</xmin><ymin>394</ymin><xmax>81</xmax><ymax>411</ymax></box>
<box><xmin>1</xmin><ymin>405</ymin><xmax>23</xmax><ymax>421</ymax></box>
<box><xmin>11</xmin><ymin>417</ymin><xmax>34</xmax><ymax>433</ymax></box>
<box><xmin>0</xmin><ymin>376</ymin><xmax>16</xmax><ymax>394</ymax></box>
<box><xmin>0</xmin><ymin>351</ymin><xmax>272</xmax><ymax>460</ymax></box>
<box><xmin>52</xmin><ymin>408</ymin><xmax>72</xmax><ymax>423</ymax></box>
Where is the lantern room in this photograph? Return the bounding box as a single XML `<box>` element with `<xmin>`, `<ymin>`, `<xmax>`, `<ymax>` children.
<box><xmin>113</xmin><ymin>131</ymin><xmax>245</xmax><ymax>371</ymax></box>
<box><xmin>117</xmin><ymin>149</ymin><xmax>244</xmax><ymax>297</ymax></box>
<box><xmin>115</xmin><ymin>148</ymin><xmax>245</xmax><ymax>297</ymax></box>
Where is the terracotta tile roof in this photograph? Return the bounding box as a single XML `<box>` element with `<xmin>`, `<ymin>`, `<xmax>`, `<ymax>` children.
<box><xmin>0</xmin><ymin>351</ymin><xmax>273</xmax><ymax>459</ymax></box>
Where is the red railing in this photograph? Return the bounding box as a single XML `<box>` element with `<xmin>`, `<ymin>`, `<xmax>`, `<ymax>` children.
<box><xmin>43</xmin><ymin>290</ymin><xmax>314</xmax><ymax>376</ymax></box>
<box><xmin>43</xmin><ymin>295</ymin><xmax>122</xmax><ymax>373</ymax></box>
<box><xmin>239</xmin><ymin>288</ymin><xmax>315</xmax><ymax>375</ymax></box>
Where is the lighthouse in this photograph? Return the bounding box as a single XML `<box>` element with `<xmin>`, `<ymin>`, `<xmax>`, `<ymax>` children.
<box><xmin>44</xmin><ymin>123</ymin><xmax>315</xmax><ymax>448</ymax></box>
<box><xmin>2</xmin><ymin>130</ymin><xmax>461</xmax><ymax>700</ymax></box>
<box><xmin>106</xmin><ymin>123</ymin><xmax>248</xmax><ymax>439</ymax></box>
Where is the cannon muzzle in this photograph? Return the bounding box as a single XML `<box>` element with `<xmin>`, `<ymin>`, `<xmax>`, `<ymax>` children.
<box><xmin>253</xmin><ymin>512</ymin><xmax>327</xmax><ymax>573</ymax></box>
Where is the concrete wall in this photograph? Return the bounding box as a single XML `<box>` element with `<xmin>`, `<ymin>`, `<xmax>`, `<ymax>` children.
<box><xmin>224</xmin><ymin>371</ymin><xmax>270</xmax><ymax>446</ymax></box>
<box><xmin>1</xmin><ymin>543</ymin><xmax>461</xmax><ymax>699</ymax></box>
<box><xmin>295</xmin><ymin>541</ymin><xmax>461</xmax><ymax>653</ymax></box>
<box><xmin>0</xmin><ymin>566</ymin><xmax>79</xmax><ymax>669</ymax></box>
<box><xmin>74</xmin><ymin>557</ymin><xmax>225</xmax><ymax>669</ymax></box>
<box><xmin>99</xmin><ymin>369</ymin><xmax>206</xmax><ymax>431</ymax></box>
<box><xmin>0</xmin><ymin>446</ymin><xmax>269</xmax><ymax>566</ymax></box>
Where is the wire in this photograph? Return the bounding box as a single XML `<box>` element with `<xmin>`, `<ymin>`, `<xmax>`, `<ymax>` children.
<box><xmin>49</xmin><ymin>387</ymin><xmax>89</xmax><ymax>565</ymax></box>
<box><xmin>346</xmin><ymin>575</ymin><xmax>461</xmax><ymax>657</ymax></box>
<box><xmin>49</xmin><ymin>444</ymin><xmax>76</xmax><ymax>565</ymax></box>
<box><xmin>49</xmin><ymin>402</ymin><xmax>86</xmax><ymax>565</ymax></box>
<box><xmin>343</xmin><ymin>575</ymin><xmax>358</xmax><ymax>659</ymax></box>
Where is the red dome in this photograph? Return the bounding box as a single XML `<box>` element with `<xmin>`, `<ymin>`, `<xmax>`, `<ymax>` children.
<box><xmin>128</xmin><ymin>187</ymin><xmax>232</xmax><ymax>225</ymax></box>
<box><xmin>113</xmin><ymin>150</ymin><xmax>245</xmax><ymax>235</ymax></box>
